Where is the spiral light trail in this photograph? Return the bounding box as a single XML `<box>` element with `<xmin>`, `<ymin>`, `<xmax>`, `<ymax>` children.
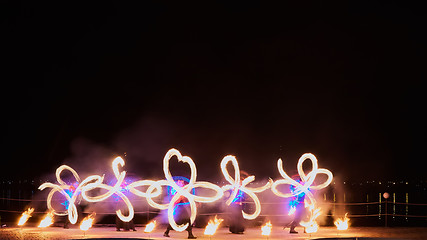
<box><xmin>271</xmin><ymin>153</ymin><xmax>333</xmax><ymax>232</ymax></box>
<box><xmin>221</xmin><ymin>155</ymin><xmax>272</xmax><ymax>220</ymax></box>
<box><xmin>144</xmin><ymin>149</ymin><xmax>224</xmax><ymax>232</ymax></box>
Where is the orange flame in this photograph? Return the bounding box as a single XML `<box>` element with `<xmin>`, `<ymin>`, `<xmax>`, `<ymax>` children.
<box><xmin>261</xmin><ymin>221</ymin><xmax>272</xmax><ymax>236</ymax></box>
<box><xmin>18</xmin><ymin>208</ymin><xmax>34</xmax><ymax>226</ymax></box>
<box><xmin>300</xmin><ymin>204</ymin><xmax>321</xmax><ymax>233</ymax></box>
<box><xmin>38</xmin><ymin>211</ymin><xmax>54</xmax><ymax>228</ymax></box>
<box><xmin>303</xmin><ymin>221</ymin><xmax>319</xmax><ymax>233</ymax></box>
<box><xmin>204</xmin><ymin>215</ymin><xmax>224</xmax><ymax>236</ymax></box>
<box><xmin>144</xmin><ymin>220</ymin><xmax>156</xmax><ymax>233</ymax></box>
<box><xmin>80</xmin><ymin>213</ymin><xmax>95</xmax><ymax>231</ymax></box>
<box><xmin>334</xmin><ymin>213</ymin><xmax>350</xmax><ymax>230</ymax></box>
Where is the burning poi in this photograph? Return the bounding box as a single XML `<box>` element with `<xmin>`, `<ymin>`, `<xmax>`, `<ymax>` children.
<box><xmin>17</xmin><ymin>207</ymin><xmax>34</xmax><ymax>226</ymax></box>
<box><xmin>80</xmin><ymin>213</ymin><xmax>95</xmax><ymax>231</ymax></box>
<box><xmin>204</xmin><ymin>215</ymin><xmax>224</xmax><ymax>236</ymax></box>
<box><xmin>38</xmin><ymin>211</ymin><xmax>54</xmax><ymax>228</ymax></box>
<box><xmin>144</xmin><ymin>220</ymin><xmax>156</xmax><ymax>233</ymax></box>
<box><xmin>261</xmin><ymin>221</ymin><xmax>272</xmax><ymax>237</ymax></box>
<box><xmin>300</xmin><ymin>204</ymin><xmax>321</xmax><ymax>233</ymax></box>
<box><xmin>334</xmin><ymin>213</ymin><xmax>350</xmax><ymax>230</ymax></box>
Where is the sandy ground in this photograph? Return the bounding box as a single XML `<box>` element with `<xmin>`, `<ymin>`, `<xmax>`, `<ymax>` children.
<box><xmin>1</xmin><ymin>226</ymin><xmax>427</xmax><ymax>240</ymax></box>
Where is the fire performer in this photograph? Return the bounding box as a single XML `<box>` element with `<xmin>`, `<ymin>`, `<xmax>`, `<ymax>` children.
<box><xmin>114</xmin><ymin>177</ymin><xmax>136</xmax><ymax>231</ymax></box>
<box><xmin>163</xmin><ymin>179</ymin><xmax>197</xmax><ymax>239</ymax></box>
<box><xmin>228</xmin><ymin>170</ymin><xmax>249</xmax><ymax>234</ymax></box>
<box><xmin>61</xmin><ymin>181</ymin><xmax>80</xmax><ymax>229</ymax></box>
<box><xmin>286</xmin><ymin>175</ymin><xmax>306</xmax><ymax>234</ymax></box>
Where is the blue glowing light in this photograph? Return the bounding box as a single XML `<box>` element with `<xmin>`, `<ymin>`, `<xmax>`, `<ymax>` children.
<box><xmin>231</xmin><ymin>189</ymin><xmax>244</xmax><ymax>204</ymax></box>
<box><xmin>109</xmin><ymin>178</ymin><xmax>132</xmax><ymax>202</ymax></box>
<box><xmin>289</xmin><ymin>180</ymin><xmax>307</xmax><ymax>208</ymax></box>
<box><xmin>60</xmin><ymin>189</ymin><xmax>74</xmax><ymax>209</ymax></box>
<box><xmin>167</xmin><ymin>176</ymin><xmax>195</xmax><ymax>216</ymax></box>
<box><xmin>60</xmin><ymin>183</ymin><xmax>79</xmax><ymax>209</ymax></box>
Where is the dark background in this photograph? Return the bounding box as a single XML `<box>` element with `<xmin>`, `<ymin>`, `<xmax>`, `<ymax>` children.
<box><xmin>1</xmin><ymin>2</ymin><xmax>426</xmax><ymax>182</ymax></box>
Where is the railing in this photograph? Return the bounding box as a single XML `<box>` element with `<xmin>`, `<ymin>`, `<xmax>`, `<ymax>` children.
<box><xmin>1</xmin><ymin>197</ymin><xmax>427</xmax><ymax>223</ymax></box>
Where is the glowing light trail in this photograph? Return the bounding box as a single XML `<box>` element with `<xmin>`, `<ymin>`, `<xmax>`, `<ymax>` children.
<box><xmin>300</xmin><ymin>203</ymin><xmax>321</xmax><ymax>233</ymax></box>
<box><xmin>271</xmin><ymin>154</ymin><xmax>333</xmax><ymax>206</ymax></box>
<box><xmin>144</xmin><ymin>149</ymin><xmax>224</xmax><ymax>232</ymax></box>
<box><xmin>37</xmin><ymin>149</ymin><xmax>333</xmax><ymax>231</ymax></box>
<box><xmin>221</xmin><ymin>155</ymin><xmax>272</xmax><ymax>219</ymax></box>
<box><xmin>288</xmin><ymin>206</ymin><xmax>296</xmax><ymax>216</ymax></box>
<box><xmin>271</xmin><ymin>153</ymin><xmax>333</xmax><ymax>232</ymax></box>
<box><xmin>81</xmin><ymin>157</ymin><xmax>134</xmax><ymax>222</ymax></box>
<box><xmin>38</xmin><ymin>165</ymin><xmax>92</xmax><ymax>224</ymax></box>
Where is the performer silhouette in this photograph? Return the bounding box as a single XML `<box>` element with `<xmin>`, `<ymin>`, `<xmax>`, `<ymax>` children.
<box><xmin>286</xmin><ymin>175</ymin><xmax>306</xmax><ymax>234</ymax></box>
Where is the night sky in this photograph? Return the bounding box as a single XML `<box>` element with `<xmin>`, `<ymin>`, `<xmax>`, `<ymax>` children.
<box><xmin>1</xmin><ymin>2</ymin><xmax>426</xmax><ymax>182</ymax></box>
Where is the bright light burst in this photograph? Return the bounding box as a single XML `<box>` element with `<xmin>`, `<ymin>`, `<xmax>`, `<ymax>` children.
<box><xmin>334</xmin><ymin>213</ymin><xmax>350</xmax><ymax>230</ymax></box>
<box><xmin>221</xmin><ymin>155</ymin><xmax>272</xmax><ymax>220</ymax></box>
<box><xmin>204</xmin><ymin>215</ymin><xmax>224</xmax><ymax>236</ymax></box>
<box><xmin>80</xmin><ymin>213</ymin><xmax>95</xmax><ymax>231</ymax></box>
<box><xmin>144</xmin><ymin>220</ymin><xmax>156</xmax><ymax>233</ymax></box>
<box><xmin>38</xmin><ymin>211</ymin><xmax>54</xmax><ymax>228</ymax></box>
<box><xmin>261</xmin><ymin>221</ymin><xmax>272</xmax><ymax>236</ymax></box>
<box><xmin>17</xmin><ymin>207</ymin><xmax>34</xmax><ymax>226</ymax></box>
<box><xmin>300</xmin><ymin>204</ymin><xmax>321</xmax><ymax>233</ymax></box>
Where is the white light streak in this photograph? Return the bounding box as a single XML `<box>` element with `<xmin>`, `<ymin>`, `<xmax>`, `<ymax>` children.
<box><xmin>221</xmin><ymin>155</ymin><xmax>272</xmax><ymax>220</ymax></box>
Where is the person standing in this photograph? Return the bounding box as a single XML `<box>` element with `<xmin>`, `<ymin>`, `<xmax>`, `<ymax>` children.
<box><xmin>115</xmin><ymin>208</ymin><xmax>136</xmax><ymax>231</ymax></box>
<box><xmin>288</xmin><ymin>175</ymin><xmax>306</xmax><ymax>234</ymax></box>
<box><xmin>62</xmin><ymin>182</ymin><xmax>80</xmax><ymax>229</ymax></box>
<box><xmin>114</xmin><ymin>176</ymin><xmax>136</xmax><ymax>231</ymax></box>
<box><xmin>228</xmin><ymin>170</ymin><xmax>249</xmax><ymax>234</ymax></box>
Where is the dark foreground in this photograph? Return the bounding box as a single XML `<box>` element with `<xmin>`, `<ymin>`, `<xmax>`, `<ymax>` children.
<box><xmin>1</xmin><ymin>226</ymin><xmax>427</xmax><ymax>240</ymax></box>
